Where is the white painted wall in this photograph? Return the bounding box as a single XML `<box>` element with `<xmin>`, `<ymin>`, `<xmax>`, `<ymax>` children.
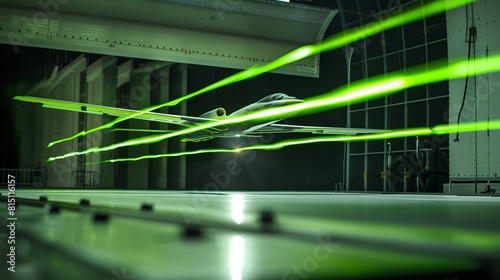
<box><xmin>447</xmin><ymin>0</ymin><xmax>500</xmax><ymax>183</ymax></box>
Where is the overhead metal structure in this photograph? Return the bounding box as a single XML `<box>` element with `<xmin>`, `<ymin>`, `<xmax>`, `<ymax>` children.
<box><xmin>0</xmin><ymin>0</ymin><xmax>337</xmax><ymax>77</ymax></box>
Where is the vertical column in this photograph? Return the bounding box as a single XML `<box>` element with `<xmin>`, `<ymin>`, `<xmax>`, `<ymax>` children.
<box><xmin>400</xmin><ymin>4</ymin><xmax>408</xmax><ymax>193</ymax></box>
<box><xmin>114</xmin><ymin>59</ymin><xmax>133</xmax><ymax>189</ymax></box>
<box><xmin>42</xmin><ymin>55</ymin><xmax>86</xmax><ymax>187</ymax></box>
<box><xmin>167</xmin><ymin>64</ymin><xmax>188</xmax><ymax>190</ymax></box>
<box><xmin>381</xmin><ymin>5</ymin><xmax>389</xmax><ymax>192</ymax></box>
<box><xmin>114</xmin><ymin>83</ymin><xmax>129</xmax><ymax>189</ymax></box>
<box><xmin>126</xmin><ymin>67</ymin><xmax>152</xmax><ymax>189</ymax></box>
<box><xmin>345</xmin><ymin>46</ymin><xmax>354</xmax><ymax>192</ymax></box>
<box><xmin>362</xmin><ymin>28</ymin><xmax>369</xmax><ymax>193</ymax></box>
<box><xmin>86</xmin><ymin>56</ymin><xmax>118</xmax><ymax>188</ymax></box>
<box><xmin>76</xmin><ymin>70</ymin><xmax>87</xmax><ymax>187</ymax></box>
<box><xmin>337</xmin><ymin>0</ymin><xmax>349</xmax><ymax>192</ymax></box>
<box><xmin>148</xmin><ymin>66</ymin><xmax>171</xmax><ymax>189</ymax></box>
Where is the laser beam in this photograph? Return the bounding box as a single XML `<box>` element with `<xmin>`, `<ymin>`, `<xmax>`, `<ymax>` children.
<box><xmin>86</xmin><ymin>119</ymin><xmax>500</xmax><ymax>164</ymax></box>
<box><xmin>46</xmin><ymin>0</ymin><xmax>472</xmax><ymax>148</ymax></box>
<box><xmin>47</xmin><ymin>54</ymin><xmax>500</xmax><ymax>162</ymax></box>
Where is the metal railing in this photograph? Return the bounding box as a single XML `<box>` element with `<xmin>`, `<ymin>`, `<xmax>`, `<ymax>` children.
<box><xmin>72</xmin><ymin>171</ymin><xmax>98</xmax><ymax>188</ymax></box>
<box><xmin>0</xmin><ymin>168</ymin><xmax>46</xmax><ymax>187</ymax></box>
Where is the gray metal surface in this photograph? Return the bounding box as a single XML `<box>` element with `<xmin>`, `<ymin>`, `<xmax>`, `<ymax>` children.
<box><xmin>1</xmin><ymin>190</ymin><xmax>500</xmax><ymax>279</ymax></box>
<box><xmin>0</xmin><ymin>0</ymin><xmax>337</xmax><ymax>77</ymax></box>
<box><xmin>447</xmin><ymin>0</ymin><xmax>500</xmax><ymax>179</ymax></box>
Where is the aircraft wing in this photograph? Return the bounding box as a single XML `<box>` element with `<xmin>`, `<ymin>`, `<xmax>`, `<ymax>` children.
<box><xmin>251</xmin><ymin>123</ymin><xmax>388</xmax><ymax>135</ymax></box>
<box><xmin>14</xmin><ymin>96</ymin><xmax>388</xmax><ymax>139</ymax></box>
<box><xmin>13</xmin><ymin>96</ymin><xmax>215</xmax><ymax>127</ymax></box>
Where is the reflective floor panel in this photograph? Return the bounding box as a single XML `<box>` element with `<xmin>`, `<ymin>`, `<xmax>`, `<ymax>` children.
<box><xmin>1</xmin><ymin>190</ymin><xmax>499</xmax><ymax>279</ymax></box>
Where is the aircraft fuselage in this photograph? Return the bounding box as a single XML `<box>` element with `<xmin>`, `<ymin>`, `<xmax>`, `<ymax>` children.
<box><xmin>183</xmin><ymin>93</ymin><xmax>303</xmax><ymax>142</ymax></box>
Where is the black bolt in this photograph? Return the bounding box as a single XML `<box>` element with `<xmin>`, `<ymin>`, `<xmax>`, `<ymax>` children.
<box><xmin>183</xmin><ymin>225</ymin><xmax>203</xmax><ymax>239</ymax></box>
<box><xmin>44</xmin><ymin>203</ymin><xmax>59</xmax><ymax>214</ymax></box>
<box><xmin>48</xmin><ymin>204</ymin><xmax>60</xmax><ymax>214</ymax></box>
<box><xmin>260</xmin><ymin>210</ymin><xmax>274</xmax><ymax>225</ymax></box>
<box><xmin>141</xmin><ymin>203</ymin><xmax>153</xmax><ymax>211</ymax></box>
<box><xmin>93</xmin><ymin>212</ymin><xmax>109</xmax><ymax>223</ymax></box>
<box><xmin>80</xmin><ymin>199</ymin><xmax>90</xmax><ymax>206</ymax></box>
<box><xmin>39</xmin><ymin>196</ymin><xmax>48</xmax><ymax>202</ymax></box>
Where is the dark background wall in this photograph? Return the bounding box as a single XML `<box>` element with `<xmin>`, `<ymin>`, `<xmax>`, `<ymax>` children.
<box><xmin>183</xmin><ymin>0</ymin><xmax>450</xmax><ymax>191</ymax></box>
<box><xmin>1</xmin><ymin>0</ymin><xmax>450</xmax><ymax>191</ymax></box>
<box><xmin>183</xmin><ymin>18</ymin><xmax>349</xmax><ymax>191</ymax></box>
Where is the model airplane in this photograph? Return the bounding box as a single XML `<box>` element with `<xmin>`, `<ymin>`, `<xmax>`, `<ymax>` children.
<box><xmin>14</xmin><ymin>93</ymin><xmax>387</xmax><ymax>142</ymax></box>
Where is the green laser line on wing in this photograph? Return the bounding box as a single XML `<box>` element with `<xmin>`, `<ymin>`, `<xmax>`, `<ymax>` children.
<box><xmin>46</xmin><ymin>0</ymin><xmax>472</xmax><ymax>148</ymax></box>
<box><xmin>87</xmin><ymin>148</ymin><xmax>236</xmax><ymax>164</ymax></box>
<box><xmin>47</xmin><ymin>53</ymin><xmax>500</xmax><ymax>162</ymax></box>
<box><xmin>47</xmin><ymin>77</ymin><xmax>406</xmax><ymax>162</ymax></box>
<box><xmin>87</xmin><ymin>119</ymin><xmax>500</xmax><ymax>164</ymax></box>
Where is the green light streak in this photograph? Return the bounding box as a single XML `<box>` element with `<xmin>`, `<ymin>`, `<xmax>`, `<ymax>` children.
<box><xmin>234</xmin><ymin>128</ymin><xmax>434</xmax><ymax>151</ymax></box>
<box><xmin>433</xmin><ymin>120</ymin><xmax>500</xmax><ymax>135</ymax></box>
<box><xmin>87</xmin><ymin>148</ymin><xmax>236</xmax><ymax>164</ymax></box>
<box><xmin>47</xmin><ymin>53</ymin><xmax>500</xmax><ymax>162</ymax></box>
<box><xmin>46</xmin><ymin>0</ymin><xmax>472</xmax><ymax>148</ymax></box>
<box><xmin>87</xmin><ymin>119</ymin><xmax>500</xmax><ymax>164</ymax></box>
<box><xmin>110</xmin><ymin>128</ymin><xmax>174</xmax><ymax>133</ymax></box>
<box><xmin>47</xmin><ymin>77</ymin><xmax>404</xmax><ymax>162</ymax></box>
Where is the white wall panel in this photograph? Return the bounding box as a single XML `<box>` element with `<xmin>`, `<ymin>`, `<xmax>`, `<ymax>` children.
<box><xmin>31</xmin><ymin>56</ymin><xmax>87</xmax><ymax>187</ymax></box>
<box><xmin>447</xmin><ymin>0</ymin><xmax>500</xmax><ymax>180</ymax></box>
